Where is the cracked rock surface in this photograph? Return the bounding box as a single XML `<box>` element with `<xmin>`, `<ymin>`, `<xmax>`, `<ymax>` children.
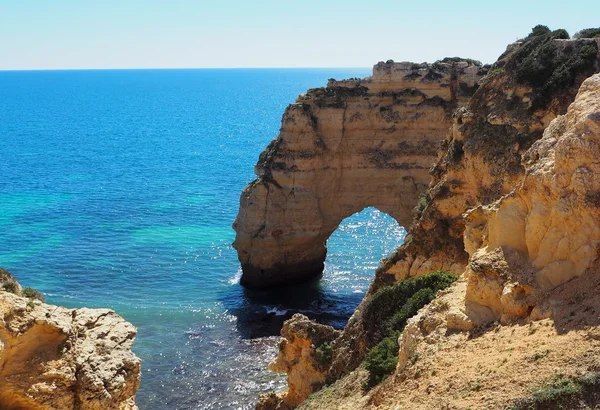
<box><xmin>0</xmin><ymin>290</ymin><xmax>140</xmax><ymax>410</ymax></box>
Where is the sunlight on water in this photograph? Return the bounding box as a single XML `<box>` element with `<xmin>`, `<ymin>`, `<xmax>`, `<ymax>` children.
<box><xmin>0</xmin><ymin>68</ymin><xmax>409</xmax><ymax>409</ymax></box>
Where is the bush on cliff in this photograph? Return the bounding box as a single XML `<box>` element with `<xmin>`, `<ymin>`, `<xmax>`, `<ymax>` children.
<box><xmin>573</xmin><ymin>28</ymin><xmax>600</xmax><ymax>39</ymax></box>
<box><xmin>512</xmin><ymin>372</ymin><xmax>600</xmax><ymax>409</ymax></box>
<box><xmin>363</xmin><ymin>270</ymin><xmax>457</xmax><ymax>343</ymax></box>
<box><xmin>2</xmin><ymin>280</ymin><xmax>18</xmax><ymax>294</ymax></box>
<box><xmin>434</xmin><ymin>57</ymin><xmax>482</xmax><ymax>66</ymax></box>
<box><xmin>509</xmin><ymin>25</ymin><xmax>599</xmax><ymax>110</ymax></box>
<box><xmin>362</xmin><ymin>271</ymin><xmax>457</xmax><ymax>387</ymax></box>
<box><xmin>364</xmin><ymin>332</ymin><xmax>400</xmax><ymax>386</ymax></box>
<box><xmin>22</xmin><ymin>286</ymin><xmax>45</xmax><ymax>302</ymax></box>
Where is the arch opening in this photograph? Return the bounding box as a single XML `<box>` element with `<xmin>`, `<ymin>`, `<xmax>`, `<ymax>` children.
<box><xmin>229</xmin><ymin>207</ymin><xmax>406</xmax><ymax>335</ymax></box>
<box><xmin>319</xmin><ymin>207</ymin><xmax>406</xmax><ymax>318</ymax></box>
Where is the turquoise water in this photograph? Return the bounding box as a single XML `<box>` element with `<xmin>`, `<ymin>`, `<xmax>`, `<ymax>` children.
<box><xmin>0</xmin><ymin>69</ymin><xmax>405</xmax><ymax>409</ymax></box>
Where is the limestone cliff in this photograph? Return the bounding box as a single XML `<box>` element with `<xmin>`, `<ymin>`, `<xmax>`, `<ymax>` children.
<box><xmin>0</xmin><ymin>269</ymin><xmax>140</xmax><ymax>410</ymax></box>
<box><xmin>254</xmin><ymin>26</ymin><xmax>600</xmax><ymax>409</ymax></box>
<box><xmin>323</xmin><ymin>31</ymin><xmax>600</xmax><ymax>382</ymax></box>
<box><xmin>234</xmin><ymin>60</ymin><xmax>487</xmax><ymax>288</ymax></box>
<box><xmin>294</xmin><ymin>70</ymin><xmax>600</xmax><ymax>410</ymax></box>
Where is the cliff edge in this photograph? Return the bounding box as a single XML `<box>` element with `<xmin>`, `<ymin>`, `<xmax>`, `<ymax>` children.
<box><xmin>252</xmin><ymin>26</ymin><xmax>600</xmax><ymax>409</ymax></box>
<box><xmin>234</xmin><ymin>59</ymin><xmax>488</xmax><ymax>288</ymax></box>
<box><xmin>0</xmin><ymin>268</ymin><xmax>140</xmax><ymax>410</ymax></box>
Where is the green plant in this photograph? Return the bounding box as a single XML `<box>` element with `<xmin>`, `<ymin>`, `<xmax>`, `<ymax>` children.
<box><xmin>362</xmin><ymin>271</ymin><xmax>457</xmax><ymax>387</ymax></box>
<box><xmin>27</xmin><ymin>299</ymin><xmax>35</xmax><ymax>309</ymax></box>
<box><xmin>435</xmin><ymin>57</ymin><xmax>482</xmax><ymax>66</ymax></box>
<box><xmin>509</xmin><ymin>26</ymin><xmax>598</xmax><ymax>110</ymax></box>
<box><xmin>364</xmin><ymin>271</ymin><xmax>457</xmax><ymax>340</ymax></box>
<box><xmin>472</xmin><ymin>378</ymin><xmax>483</xmax><ymax>391</ymax></box>
<box><xmin>388</xmin><ymin>288</ymin><xmax>437</xmax><ymax>332</ymax></box>
<box><xmin>531</xmin><ymin>378</ymin><xmax>581</xmax><ymax>404</ymax></box>
<box><xmin>511</xmin><ymin>372</ymin><xmax>600</xmax><ymax>409</ymax></box>
<box><xmin>363</xmin><ymin>332</ymin><xmax>400</xmax><ymax>387</ymax></box>
<box><xmin>415</xmin><ymin>192</ymin><xmax>431</xmax><ymax>214</ymax></box>
<box><xmin>573</xmin><ymin>28</ymin><xmax>600</xmax><ymax>39</ymax></box>
<box><xmin>314</xmin><ymin>342</ymin><xmax>333</xmax><ymax>370</ymax></box>
<box><xmin>409</xmin><ymin>351</ymin><xmax>421</xmax><ymax>365</ymax></box>
<box><xmin>2</xmin><ymin>280</ymin><xmax>18</xmax><ymax>294</ymax></box>
<box><xmin>21</xmin><ymin>286</ymin><xmax>44</xmax><ymax>301</ymax></box>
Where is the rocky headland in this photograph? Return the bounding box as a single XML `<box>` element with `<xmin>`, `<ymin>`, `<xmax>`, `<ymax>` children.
<box><xmin>234</xmin><ymin>58</ymin><xmax>488</xmax><ymax>288</ymax></box>
<box><xmin>239</xmin><ymin>26</ymin><xmax>600</xmax><ymax>409</ymax></box>
<box><xmin>0</xmin><ymin>268</ymin><xmax>140</xmax><ymax>410</ymax></box>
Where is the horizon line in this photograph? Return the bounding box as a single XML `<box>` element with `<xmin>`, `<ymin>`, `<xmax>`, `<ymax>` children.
<box><xmin>0</xmin><ymin>66</ymin><xmax>374</xmax><ymax>73</ymax></box>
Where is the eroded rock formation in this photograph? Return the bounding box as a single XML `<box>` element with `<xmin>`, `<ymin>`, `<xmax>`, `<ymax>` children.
<box><xmin>256</xmin><ymin>314</ymin><xmax>340</xmax><ymax>410</ymax></box>
<box><xmin>256</xmin><ymin>28</ymin><xmax>600</xmax><ymax>409</ymax></box>
<box><xmin>294</xmin><ymin>70</ymin><xmax>600</xmax><ymax>410</ymax></box>
<box><xmin>464</xmin><ymin>72</ymin><xmax>600</xmax><ymax>324</ymax></box>
<box><xmin>0</xmin><ymin>270</ymin><xmax>140</xmax><ymax>410</ymax></box>
<box><xmin>234</xmin><ymin>60</ymin><xmax>488</xmax><ymax>288</ymax></box>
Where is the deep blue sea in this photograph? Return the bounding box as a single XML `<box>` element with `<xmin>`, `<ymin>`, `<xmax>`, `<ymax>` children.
<box><xmin>0</xmin><ymin>69</ymin><xmax>406</xmax><ymax>409</ymax></box>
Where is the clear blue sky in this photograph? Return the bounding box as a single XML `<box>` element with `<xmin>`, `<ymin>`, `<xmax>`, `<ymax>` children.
<box><xmin>1</xmin><ymin>0</ymin><xmax>599</xmax><ymax>70</ymax></box>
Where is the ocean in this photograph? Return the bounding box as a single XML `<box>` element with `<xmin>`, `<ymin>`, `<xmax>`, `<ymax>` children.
<box><xmin>0</xmin><ymin>68</ymin><xmax>406</xmax><ymax>409</ymax></box>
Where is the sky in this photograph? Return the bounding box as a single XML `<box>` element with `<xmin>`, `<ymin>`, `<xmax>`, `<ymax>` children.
<box><xmin>1</xmin><ymin>0</ymin><xmax>599</xmax><ymax>70</ymax></box>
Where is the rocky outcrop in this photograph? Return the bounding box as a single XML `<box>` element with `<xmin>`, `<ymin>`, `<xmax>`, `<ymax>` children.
<box><xmin>293</xmin><ymin>70</ymin><xmax>600</xmax><ymax>410</ymax></box>
<box><xmin>464</xmin><ymin>72</ymin><xmax>600</xmax><ymax>323</ymax></box>
<box><xmin>326</xmin><ymin>31</ymin><xmax>600</xmax><ymax>382</ymax></box>
<box><xmin>0</xmin><ymin>270</ymin><xmax>140</xmax><ymax>410</ymax></box>
<box><xmin>256</xmin><ymin>27</ymin><xmax>600</xmax><ymax>409</ymax></box>
<box><xmin>256</xmin><ymin>314</ymin><xmax>340</xmax><ymax>410</ymax></box>
<box><xmin>234</xmin><ymin>60</ymin><xmax>488</xmax><ymax>288</ymax></box>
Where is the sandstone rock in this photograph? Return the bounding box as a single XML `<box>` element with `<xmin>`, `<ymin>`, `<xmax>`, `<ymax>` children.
<box><xmin>0</xmin><ymin>287</ymin><xmax>140</xmax><ymax>410</ymax></box>
<box><xmin>464</xmin><ymin>73</ymin><xmax>600</xmax><ymax>322</ymax></box>
<box><xmin>255</xmin><ymin>33</ymin><xmax>600</xmax><ymax>410</ymax></box>
<box><xmin>234</xmin><ymin>61</ymin><xmax>488</xmax><ymax>288</ymax></box>
<box><xmin>258</xmin><ymin>314</ymin><xmax>340</xmax><ymax>409</ymax></box>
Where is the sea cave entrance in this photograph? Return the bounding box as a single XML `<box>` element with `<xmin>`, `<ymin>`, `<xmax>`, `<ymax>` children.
<box><xmin>231</xmin><ymin>207</ymin><xmax>406</xmax><ymax>337</ymax></box>
<box><xmin>320</xmin><ymin>207</ymin><xmax>406</xmax><ymax>320</ymax></box>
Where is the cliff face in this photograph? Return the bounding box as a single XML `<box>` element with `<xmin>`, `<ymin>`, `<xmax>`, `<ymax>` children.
<box><xmin>464</xmin><ymin>71</ymin><xmax>600</xmax><ymax>323</ymax></box>
<box><xmin>0</xmin><ymin>270</ymin><xmax>140</xmax><ymax>410</ymax></box>
<box><xmin>255</xmin><ymin>27</ymin><xmax>600</xmax><ymax>409</ymax></box>
<box><xmin>234</xmin><ymin>60</ymin><xmax>487</xmax><ymax>288</ymax></box>
<box><xmin>296</xmin><ymin>70</ymin><xmax>600</xmax><ymax>410</ymax></box>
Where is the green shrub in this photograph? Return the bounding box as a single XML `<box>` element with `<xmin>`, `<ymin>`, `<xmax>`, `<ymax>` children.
<box><xmin>512</xmin><ymin>372</ymin><xmax>600</xmax><ymax>409</ymax></box>
<box><xmin>573</xmin><ymin>28</ymin><xmax>600</xmax><ymax>39</ymax></box>
<box><xmin>526</xmin><ymin>25</ymin><xmax>551</xmax><ymax>39</ymax></box>
<box><xmin>21</xmin><ymin>287</ymin><xmax>44</xmax><ymax>302</ymax></box>
<box><xmin>510</xmin><ymin>26</ymin><xmax>598</xmax><ymax>110</ymax></box>
<box><xmin>415</xmin><ymin>192</ymin><xmax>431</xmax><ymax>214</ymax></box>
<box><xmin>364</xmin><ymin>271</ymin><xmax>457</xmax><ymax>341</ymax></box>
<box><xmin>388</xmin><ymin>287</ymin><xmax>437</xmax><ymax>332</ymax></box>
<box><xmin>315</xmin><ymin>342</ymin><xmax>333</xmax><ymax>370</ymax></box>
<box><xmin>364</xmin><ymin>332</ymin><xmax>400</xmax><ymax>386</ymax></box>
<box><xmin>2</xmin><ymin>280</ymin><xmax>18</xmax><ymax>294</ymax></box>
<box><xmin>362</xmin><ymin>271</ymin><xmax>457</xmax><ymax>387</ymax></box>
<box><xmin>435</xmin><ymin>57</ymin><xmax>482</xmax><ymax>66</ymax></box>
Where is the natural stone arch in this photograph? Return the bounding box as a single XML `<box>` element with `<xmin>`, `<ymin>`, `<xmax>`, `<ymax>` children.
<box><xmin>233</xmin><ymin>60</ymin><xmax>488</xmax><ymax>288</ymax></box>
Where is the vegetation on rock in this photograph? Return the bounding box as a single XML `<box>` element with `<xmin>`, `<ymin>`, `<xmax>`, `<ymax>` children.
<box><xmin>314</xmin><ymin>342</ymin><xmax>333</xmax><ymax>371</ymax></box>
<box><xmin>2</xmin><ymin>279</ymin><xmax>18</xmax><ymax>294</ymax></box>
<box><xmin>506</xmin><ymin>25</ymin><xmax>599</xmax><ymax>109</ymax></box>
<box><xmin>434</xmin><ymin>56</ymin><xmax>482</xmax><ymax>66</ymax></box>
<box><xmin>573</xmin><ymin>28</ymin><xmax>600</xmax><ymax>39</ymax></box>
<box><xmin>512</xmin><ymin>372</ymin><xmax>600</xmax><ymax>410</ymax></box>
<box><xmin>362</xmin><ymin>271</ymin><xmax>457</xmax><ymax>386</ymax></box>
<box><xmin>21</xmin><ymin>286</ymin><xmax>45</xmax><ymax>302</ymax></box>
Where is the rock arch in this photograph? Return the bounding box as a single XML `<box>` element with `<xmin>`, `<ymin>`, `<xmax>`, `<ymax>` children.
<box><xmin>233</xmin><ymin>61</ymin><xmax>488</xmax><ymax>288</ymax></box>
